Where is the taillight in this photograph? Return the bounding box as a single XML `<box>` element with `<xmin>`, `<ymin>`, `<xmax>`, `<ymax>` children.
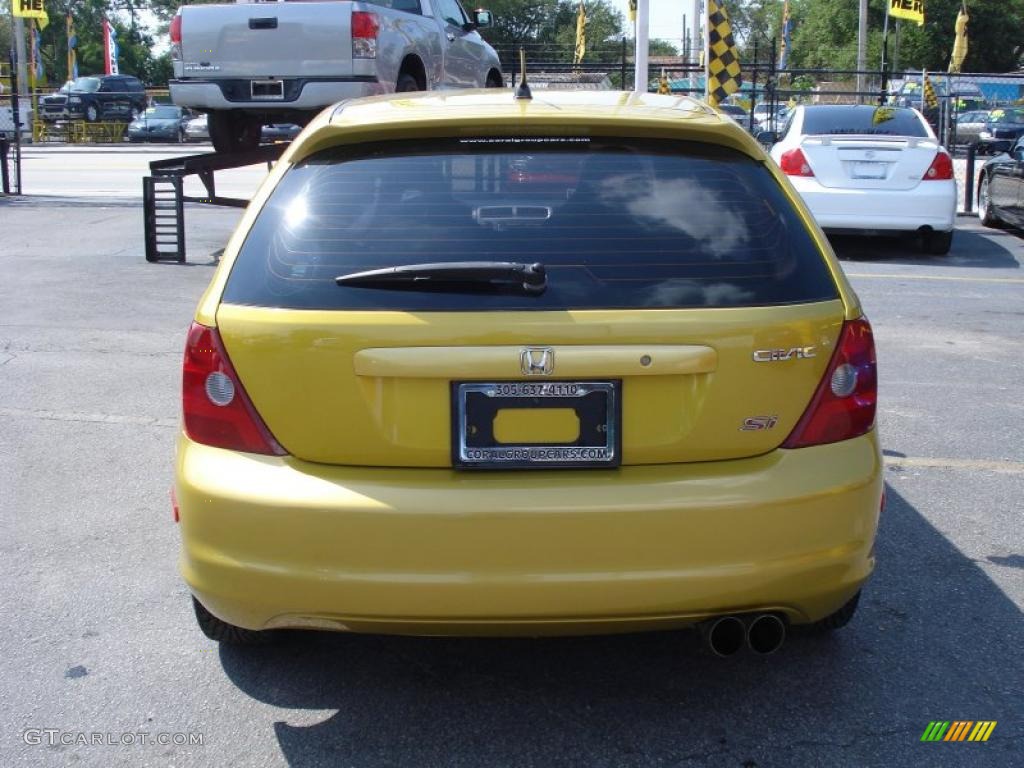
<box><xmin>782</xmin><ymin>317</ymin><xmax>877</xmax><ymax>448</ymax></box>
<box><xmin>779</xmin><ymin>148</ymin><xmax>814</xmax><ymax>177</ymax></box>
<box><xmin>169</xmin><ymin>14</ymin><xmax>182</xmax><ymax>61</ymax></box>
<box><xmin>182</xmin><ymin>323</ymin><xmax>285</xmax><ymax>455</ymax></box>
<box><xmin>922</xmin><ymin>150</ymin><xmax>953</xmax><ymax>180</ymax></box>
<box><xmin>351</xmin><ymin>11</ymin><xmax>379</xmax><ymax>59</ymax></box>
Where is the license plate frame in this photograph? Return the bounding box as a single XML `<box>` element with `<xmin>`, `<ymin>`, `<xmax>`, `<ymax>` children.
<box><xmin>451</xmin><ymin>380</ymin><xmax>621</xmax><ymax>469</ymax></box>
<box><xmin>250</xmin><ymin>79</ymin><xmax>285</xmax><ymax>100</ymax></box>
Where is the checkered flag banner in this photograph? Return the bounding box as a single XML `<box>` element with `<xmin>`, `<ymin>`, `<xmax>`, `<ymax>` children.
<box><xmin>923</xmin><ymin>73</ymin><xmax>938</xmax><ymax>109</ymax></box>
<box><xmin>706</xmin><ymin>0</ymin><xmax>742</xmax><ymax>107</ymax></box>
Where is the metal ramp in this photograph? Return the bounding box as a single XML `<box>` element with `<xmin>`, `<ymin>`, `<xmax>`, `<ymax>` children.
<box><xmin>142</xmin><ymin>143</ymin><xmax>288</xmax><ymax>263</ymax></box>
<box><xmin>143</xmin><ymin>176</ymin><xmax>186</xmax><ymax>262</ymax></box>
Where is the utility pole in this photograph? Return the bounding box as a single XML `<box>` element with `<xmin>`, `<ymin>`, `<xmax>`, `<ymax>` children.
<box><xmin>13</xmin><ymin>15</ymin><xmax>29</xmax><ymax>103</ymax></box>
<box><xmin>856</xmin><ymin>0</ymin><xmax>867</xmax><ymax>102</ymax></box>
<box><xmin>634</xmin><ymin>0</ymin><xmax>649</xmax><ymax>93</ymax></box>
<box><xmin>692</xmin><ymin>0</ymin><xmax>701</xmax><ymax>65</ymax></box>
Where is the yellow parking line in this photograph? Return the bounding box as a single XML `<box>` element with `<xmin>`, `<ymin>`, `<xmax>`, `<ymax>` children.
<box><xmin>846</xmin><ymin>273</ymin><xmax>1024</xmax><ymax>284</ymax></box>
<box><xmin>884</xmin><ymin>456</ymin><xmax>1024</xmax><ymax>473</ymax></box>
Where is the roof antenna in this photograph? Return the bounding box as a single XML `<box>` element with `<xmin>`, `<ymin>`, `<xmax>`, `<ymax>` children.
<box><xmin>514</xmin><ymin>47</ymin><xmax>532</xmax><ymax>100</ymax></box>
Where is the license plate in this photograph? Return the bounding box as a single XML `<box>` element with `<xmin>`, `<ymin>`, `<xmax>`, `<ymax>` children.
<box><xmin>452</xmin><ymin>381</ymin><xmax>621</xmax><ymax>469</ymax></box>
<box><xmin>851</xmin><ymin>161</ymin><xmax>887</xmax><ymax>179</ymax></box>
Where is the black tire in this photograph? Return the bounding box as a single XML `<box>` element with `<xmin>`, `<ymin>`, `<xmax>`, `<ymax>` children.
<box><xmin>396</xmin><ymin>73</ymin><xmax>420</xmax><ymax>92</ymax></box>
<box><xmin>192</xmin><ymin>597</ymin><xmax>274</xmax><ymax>645</ymax></box>
<box><xmin>809</xmin><ymin>590</ymin><xmax>861</xmax><ymax>633</ymax></box>
<box><xmin>85</xmin><ymin>103</ymin><xmax>101</xmax><ymax>122</ymax></box>
<box><xmin>486</xmin><ymin>72</ymin><xmax>504</xmax><ymax>88</ymax></box>
<box><xmin>978</xmin><ymin>175</ymin><xmax>1001</xmax><ymax>228</ymax></box>
<box><xmin>208</xmin><ymin>111</ymin><xmax>262</xmax><ymax>154</ymax></box>
<box><xmin>923</xmin><ymin>229</ymin><xmax>953</xmax><ymax>255</ymax></box>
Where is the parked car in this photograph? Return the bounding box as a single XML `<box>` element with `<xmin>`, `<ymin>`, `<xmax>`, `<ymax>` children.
<box><xmin>175</xmin><ymin>90</ymin><xmax>881</xmax><ymax>651</ymax></box>
<box><xmin>715</xmin><ymin>103</ymin><xmax>749</xmax><ymax>124</ymax></box>
<box><xmin>38</xmin><ymin>80</ymin><xmax>75</xmax><ymax>121</ymax></box>
<box><xmin>768</xmin><ymin>104</ymin><xmax>956</xmax><ymax>254</ymax></box>
<box><xmin>752</xmin><ymin>103</ymin><xmax>788</xmax><ymax>133</ymax></box>
<box><xmin>890</xmin><ymin>77</ymin><xmax>985</xmax><ymax>113</ymax></box>
<box><xmin>952</xmin><ymin>109</ymin><xmax>990</xmax><ymax>147</ymax></box>
<box><xmin>39</xmin><ymin>75</ymin><xmax>148</xmax><ymax>123</ymax></box>
<box><xmin>183</xmin><ymin>113</ymin><xmax>209</xmax><ymax>141</ymax></box>
<box><xmin>977</xmin><ymin>135</ymin><xmax>1024</xmax><ymax>229</ymax></box>
<box><xmin>168</xmin><ymin>0</ymin><xmax>503</xmax><ymax>153</ymax></box>
<box><xmin>978</xmin><ymin>107</ymin><xmax>1024</xmax><ymax>154</ymax></box>
<box><xmin>127</xmin><ymin>105</ymin><xmax>191</xmax><ymax>143</ymax></box>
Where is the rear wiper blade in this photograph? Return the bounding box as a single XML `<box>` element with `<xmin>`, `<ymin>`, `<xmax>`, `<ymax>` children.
<box><xmin>336</xmin><ymin>261</ymin><xmax>546</xmax><ymax>295</ymax></box>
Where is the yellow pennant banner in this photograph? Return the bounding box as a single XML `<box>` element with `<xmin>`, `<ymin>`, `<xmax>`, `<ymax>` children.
<box><xmin>13</xmin><ymin>0</ymin><xmax>50</xmax><ymax>29</ymax></box>
<box><xmin>889</xmin><ymin>0</ymin><xmax>924</xmax><ymax>26</ymax></box>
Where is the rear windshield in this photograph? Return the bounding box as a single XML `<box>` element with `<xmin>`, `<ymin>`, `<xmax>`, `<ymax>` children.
<box><xmin>223</xmin><ymin>138</ymin><xmax>838</xmax><ymax>311</ymax></box>
<box><xmin>802</xmin><ymin>106</ymin><xmax>928</xmax><ymax>137</ymax></box>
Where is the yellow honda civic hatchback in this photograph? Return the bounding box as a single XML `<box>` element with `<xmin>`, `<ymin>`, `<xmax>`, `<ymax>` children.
<box><xmin>175</xmin><ymin>90</ymin><xmax>882</xmax><ymax>654</ymax></box>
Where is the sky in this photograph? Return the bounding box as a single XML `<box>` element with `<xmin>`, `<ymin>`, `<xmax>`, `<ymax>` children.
<box><xmin>608</xmin><ymin>0</ymin><xmax>701</xmax><ymax>49</ymax></box>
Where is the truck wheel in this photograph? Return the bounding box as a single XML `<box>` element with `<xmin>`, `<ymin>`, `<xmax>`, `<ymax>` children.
<box><xmin>208</xmin><ymin>111</ymin><xmax>261</xmax><ymax>153</ymax></box>
<box><xmin>396</xmin><ymin>73</ymin><xmax>420</xmax><ymax>92</ymax></box>
<box><xmin>85</xmin><ymin>103</ymin><xmax>101</xmax><ymax>122</ymax></box>
<box><xmin>486</xmin><ymin>72</ymin><xmax>503</xmax><ymax>88</ymax></box>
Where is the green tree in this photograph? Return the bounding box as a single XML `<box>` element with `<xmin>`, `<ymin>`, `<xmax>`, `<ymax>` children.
<box><xmin>548</xmin><ymin>0</ymin><xmax>625</xmax><ymax>60</ymax></box>
<box><xmin>25</xmin><ymin>0</ymin><xmax>172</xmax><ymax>88</ymax></box>
<box><xmin>783</xmin><ymin>0</ymin><xmax>1024</xmax><ymax>72</ymax></box>
<box><xmin>479</xmin><ymin>0</ymin><xmax>557</xmax><ymax>49</ymax></box>
<box><xmin>890</xmin><ymin>0</ymin><xmax>1024</xmax><ymax>72</ymax></box>
<box><xmin>479</xmin><ymin>0</ymin><xmax>628</xmax><ymax>65</ymax></box>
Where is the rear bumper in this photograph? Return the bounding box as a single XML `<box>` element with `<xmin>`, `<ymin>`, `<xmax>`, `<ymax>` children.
<box><xmin>169</xmin><ymin>78</ymin><xmax>384</xmax><ymax>112</ymax></box>
<box><xmin>129</xmin><ymin>129</ymin><xmax>179</xmax><ymax>141</ymax></box>
<box><xmin>176</xmin><ymin>432</ymin><xmax>883</xmax><ymax>635</ymax></box>
<box><xmin>792</xmin><ymin>177</ymin><xmax>957</xmax><ymax>233</ymax></box>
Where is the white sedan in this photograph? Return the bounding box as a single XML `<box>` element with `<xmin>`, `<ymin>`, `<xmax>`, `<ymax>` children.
<box><xmin>768</xmin><ymin>105</ymin><xmax>957</xmax><ymax>254</ymax></box>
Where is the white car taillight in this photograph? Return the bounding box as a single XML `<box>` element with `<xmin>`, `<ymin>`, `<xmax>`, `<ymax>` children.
<box><xmin>779</xmin><ymin>148</ymin><xmax>815</xmax><ymax>177</ymax></box>
<box><xmin>922</xmin><ymin>151</ymin><xmax>953</xmax><ymax>180</ymax></box>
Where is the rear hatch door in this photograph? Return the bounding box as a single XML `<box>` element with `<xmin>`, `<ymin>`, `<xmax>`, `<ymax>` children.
<box><xmin>216</xmin><ymin>137</ymin><xmax>845</xmax><ymax>468</ymax></box>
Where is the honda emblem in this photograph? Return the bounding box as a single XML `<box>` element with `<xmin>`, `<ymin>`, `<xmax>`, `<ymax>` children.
<box><xmin>520</xmin><ymin>347</ymin><xmax>554</xmax><ymax>376</ymax></box>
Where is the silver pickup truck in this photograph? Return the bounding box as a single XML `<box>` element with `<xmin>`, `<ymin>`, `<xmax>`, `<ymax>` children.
<box><xmin>169</xmin><ymin>0</ymin><xmax>503</xmax><ymax>152</ymax></box>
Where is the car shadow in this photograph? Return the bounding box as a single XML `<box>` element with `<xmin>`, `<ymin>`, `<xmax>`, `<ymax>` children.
<box><xmin>217</xmin><ymin>484</ymin><xmax>1022</xmax><ymax>766</ymax></box>
<box><xmin>830</xmin><ymin>227</ymin><xmax>1022</xmax><ymax>269</ymax></box>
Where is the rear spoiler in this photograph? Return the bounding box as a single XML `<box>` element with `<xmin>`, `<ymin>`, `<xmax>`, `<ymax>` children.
<box><xmin>802</xmin><ymin>134</ymin><xmax>938</xmax><ymax>149</ymax></box>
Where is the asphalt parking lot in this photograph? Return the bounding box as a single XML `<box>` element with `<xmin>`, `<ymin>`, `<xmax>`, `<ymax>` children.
<box><xmin>1</xmin><ymin>147</ymin><xmax>1022</xmax><ymax>767</ymax></box>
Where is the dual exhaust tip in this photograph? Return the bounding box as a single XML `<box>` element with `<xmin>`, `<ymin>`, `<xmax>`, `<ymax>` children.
<box><xmin>702</xmin><ymin>613</ymin><xmax>786</xmax><ymax>657</ymax></box>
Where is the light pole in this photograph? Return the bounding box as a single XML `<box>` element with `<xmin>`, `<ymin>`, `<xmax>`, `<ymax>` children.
<box><xmin>634</xmin><ymin>0</ymin><xmax>649</xmax><ymax>93</ymax></box>
<box><xmin>856</xmin><ymin>0</ymin><xmax>867</xmax><ymax>101</ymax></box>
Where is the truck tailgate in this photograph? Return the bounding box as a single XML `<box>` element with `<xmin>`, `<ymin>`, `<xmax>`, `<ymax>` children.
<box><xmin>180</xmin><ymin>2</ymin><xmax>354</xmax><ymax>79</ymax></box>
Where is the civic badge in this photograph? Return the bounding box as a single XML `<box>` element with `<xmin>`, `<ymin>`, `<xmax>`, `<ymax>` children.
<box><xmin>520</xmin><ymin>347</ymin><xmax>554</xmax><ymax>376</ymax></box>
